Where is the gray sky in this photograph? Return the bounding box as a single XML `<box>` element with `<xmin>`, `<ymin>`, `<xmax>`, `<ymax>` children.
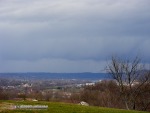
<box><xmin>0</xmin><ymin>0</ymin><xmax>150</xmax><ymax>72</ymax></box>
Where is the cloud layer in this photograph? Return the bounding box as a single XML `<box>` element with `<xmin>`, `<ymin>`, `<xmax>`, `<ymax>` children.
<box><xmin>0</xmin><ymin>0</ymin><xmax>150</xmax><ymax>72</ymax></box>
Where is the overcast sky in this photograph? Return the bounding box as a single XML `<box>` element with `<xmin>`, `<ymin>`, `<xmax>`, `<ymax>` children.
<box><xmin>0</xmin><ymin>0</ymin><xmax>150</xmax><ymax>72</ymax></box>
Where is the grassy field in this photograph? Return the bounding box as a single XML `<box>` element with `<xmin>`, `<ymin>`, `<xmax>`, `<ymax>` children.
<box><xmin>0</xmin><ymin>100</ymin><xmax>148</xmax><ymax>113</ymax></box>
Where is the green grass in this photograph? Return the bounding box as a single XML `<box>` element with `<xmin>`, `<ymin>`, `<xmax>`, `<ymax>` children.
<box><xmin>0</xmin><ymin>100</ymin><xmax>148</xmax><ymax>113</ymax></box>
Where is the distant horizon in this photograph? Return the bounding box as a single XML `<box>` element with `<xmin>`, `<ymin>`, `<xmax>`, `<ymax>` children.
<box><xmin>0</xmin><ymin>73</ymin><xmax>110</xmax><ymax>81</ymax></box>
<box><xmin>0</xmin><ymin>72</ymin><xmax>106</xmax><ymax>74</ymax></box>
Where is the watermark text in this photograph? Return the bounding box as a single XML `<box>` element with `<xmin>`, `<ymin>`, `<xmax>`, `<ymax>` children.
<box><xmin>15</xmin><ymin>105</ymin><xmax>48</xmax><ymax>109</ymax></box>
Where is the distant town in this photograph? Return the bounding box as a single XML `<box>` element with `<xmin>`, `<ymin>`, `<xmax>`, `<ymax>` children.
<box><xmin>0</xmin><ymin>73</ymin><xmax>101</xmax><ymax>102</ymax></box>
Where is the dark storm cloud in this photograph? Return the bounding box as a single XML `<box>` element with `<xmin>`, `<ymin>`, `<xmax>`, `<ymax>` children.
<box><xmin>0</xmin><ymin>0</ymin><xmax>150</xmax><ymax>72</ymax></box>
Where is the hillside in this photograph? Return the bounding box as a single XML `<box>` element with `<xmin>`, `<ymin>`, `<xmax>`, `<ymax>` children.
<box><xmin>0</xmin><ymin>101</ymin><xmax>148</xmax><ymax>113</ymax></box>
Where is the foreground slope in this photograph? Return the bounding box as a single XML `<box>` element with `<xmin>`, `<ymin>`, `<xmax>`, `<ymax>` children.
<box><xmin>0</xmin><ymin>101</ymin><xmax>148</xmax><ymax>113</ymax></box>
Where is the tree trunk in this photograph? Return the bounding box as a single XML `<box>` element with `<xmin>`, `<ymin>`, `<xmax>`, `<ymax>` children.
<box><xmin>125</xmin><ymin>101</ymin><xmax>130</xmax><ymax>110</ymax></box>
<box><xmin>133</xmin><ymin>102</ymin><xmax>135</xmax><ymax>110</ymax></box>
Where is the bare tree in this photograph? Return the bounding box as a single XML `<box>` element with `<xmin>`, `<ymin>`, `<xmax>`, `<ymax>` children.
<box><xmin>106</xmin><ymin>56</ymin><xmax>150</xmax><ymax>110</ymax></box>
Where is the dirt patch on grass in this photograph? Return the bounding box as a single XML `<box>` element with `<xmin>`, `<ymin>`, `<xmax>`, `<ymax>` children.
<box><xmin>0</xmin><ymin>102</ymin><xmax>16</xmax><ymax>111</ymax></box>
